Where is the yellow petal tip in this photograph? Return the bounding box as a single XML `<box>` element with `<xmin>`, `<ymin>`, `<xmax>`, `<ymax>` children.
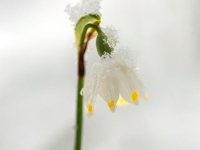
<box><xmin>107</xmin><ymin>99</ymin><xmax>116</xmax><ymax>111</ymax></box>
<box><xmin>87</xmin><ymin>103</ymin><xmax>93</xmax><ymax>113</ymax></box>
<box><xmin>131</xmin><ymin>90</ymin><xmax>139</xmax><ymax>102</ymax></box>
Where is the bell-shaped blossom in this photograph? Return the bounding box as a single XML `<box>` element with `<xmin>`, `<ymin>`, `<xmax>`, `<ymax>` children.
<box><xmin>83</xmin><ymin>47</ymin><xmax>147</xmax><ymax>116</ymax></box>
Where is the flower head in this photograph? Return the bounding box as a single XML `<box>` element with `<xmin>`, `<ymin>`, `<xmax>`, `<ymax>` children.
<box><xmin>83</xmin><ymin>47</ymin><xmax>147</xmax><ymax>116</ymax></box>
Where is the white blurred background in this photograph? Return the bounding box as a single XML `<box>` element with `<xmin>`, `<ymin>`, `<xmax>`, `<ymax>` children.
<box><xmin>0</xmin><ymin>0</ymin><xmax>200</xmax><ymax>150</ymax></box>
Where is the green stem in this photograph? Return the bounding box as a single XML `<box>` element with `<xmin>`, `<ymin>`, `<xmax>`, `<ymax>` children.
<box><xmin>74</xmin><ymin>23</ymin><xmax>99</xmax><ymax>150</ymax></box>
<box><xmin>74</xmin><ymin>76</ymin><xmax>84</xmax><ymax>150</ymax></box>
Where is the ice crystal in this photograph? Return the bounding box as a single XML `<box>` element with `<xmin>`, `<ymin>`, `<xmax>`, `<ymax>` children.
<box><xmin>102</xmin><ymin>26</ymin><xmax>119</xmax><ymax>48</ymax></box>
<box><xmin>65</xmin><ymin>0</ymin><xmax>101</xmax><ymax>23</ymax></box>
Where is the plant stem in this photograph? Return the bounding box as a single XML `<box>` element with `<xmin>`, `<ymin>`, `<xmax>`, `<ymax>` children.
<box><xmin>74</xmin><ymin>23</ymin><xmax>98</xmax><ymax>150</ymax></box>
<box><xmin>74</xmin><ymin>76</ymin><xmax>84</xmax><ymax>150</ymax></box>
<box><xmin>74</xmin><ymin>44</ymin><xmax>86</xmax><ymax>150</ymax></box>
<box><xmin>80</xmin><ymin>23</ymin><xmax>101</xmax><ymax>46</ymax></box>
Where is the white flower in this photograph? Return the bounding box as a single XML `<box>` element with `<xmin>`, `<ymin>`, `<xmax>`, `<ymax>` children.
<box><xmin>83</xmin><ymin>47</ymin><xmax>147</xmax><ymax>116</ymax></box>
<box><xmin>65</xmin><ymin>0</ymin><xmax>101</xmax><ymax>23</ymax></box>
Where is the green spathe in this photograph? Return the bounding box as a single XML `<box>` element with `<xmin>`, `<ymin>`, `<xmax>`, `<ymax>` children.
<box><xmin>75</xmin><ymin>14</ymin><xmax>101</xmax><ymax>52</ymax></box>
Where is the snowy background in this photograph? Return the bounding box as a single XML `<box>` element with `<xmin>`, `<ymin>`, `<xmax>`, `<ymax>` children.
<box><xmin>0</xmin><ymin>0</ymin><xmax>200</xmax><ymax>150</ymax></box>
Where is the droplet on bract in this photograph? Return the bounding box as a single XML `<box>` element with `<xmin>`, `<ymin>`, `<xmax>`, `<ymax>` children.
<box><xmin>80</xmin><ymin>88</ymin><xmax>84</xmax><ymax>95</ymax></box>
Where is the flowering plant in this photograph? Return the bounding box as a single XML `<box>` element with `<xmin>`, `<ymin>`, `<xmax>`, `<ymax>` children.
<box><xmin>65</xmin><ymin>0</ymin><xmax>147</xmax><ymax>149</ymax></box>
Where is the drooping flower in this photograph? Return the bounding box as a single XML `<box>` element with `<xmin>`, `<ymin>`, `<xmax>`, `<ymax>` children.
<box><xmin>65</xmin><ymin>0</ymin><xmax>147</xmax><ymax>116</ymax></box>
<box><xmin>83</xmin><ymin>47</ymin><xmax>147</xmax><ymax>116</ymax></box>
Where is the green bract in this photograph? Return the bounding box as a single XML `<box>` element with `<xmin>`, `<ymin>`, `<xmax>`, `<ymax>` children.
<box><xmin>96</xmin><ymin>29</ymin><xmax>113</xmax><ymax>56</ymax></box>
<box><xmin>75</xmin><ymin>14</ymin><xmax>101</xmax><ymax>52</ymax></box>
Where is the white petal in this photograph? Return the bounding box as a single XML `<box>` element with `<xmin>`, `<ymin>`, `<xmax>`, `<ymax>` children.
<box><xmin>117</xmin><ymin>64</ymin><xmax>145</xmax><ymax>105</ymax></box>
<box><xmin>98</xmin><ymin>66</ymin><xmax>119</xmax><ymax>112</ymax></box>
<box><xmin>83</xmin><ymin>63</ymin><xmax>103</xmax><ymax>114</ymax></box>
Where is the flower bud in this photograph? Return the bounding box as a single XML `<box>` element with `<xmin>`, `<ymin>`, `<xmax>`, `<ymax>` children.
<box><xmin>96</xmin><ymin>29</ymin><xmax>113</xmax><ymax>56</ymax></box>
